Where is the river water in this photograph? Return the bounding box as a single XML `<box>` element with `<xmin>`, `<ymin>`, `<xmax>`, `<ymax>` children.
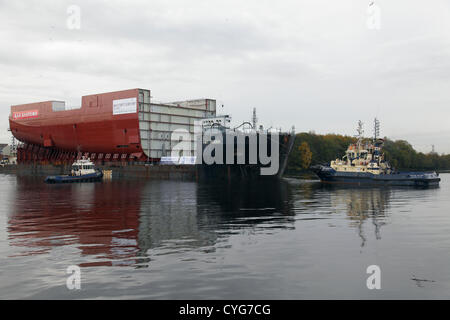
<box><xmin>0</xmin><ymin>173</ymin><xmax>449</xmax><ymax>299</ymax></box>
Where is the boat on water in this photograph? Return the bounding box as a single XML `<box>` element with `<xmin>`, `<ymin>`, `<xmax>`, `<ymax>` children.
<box><xmin>311</xmin><ymin>120</ymin><xmax>441</xmax><ymax>187</ymax></box>
<box><xmin>45</xmin><ymin>158</ymin><xmax>103</xmax><ymax>183</ymax></box>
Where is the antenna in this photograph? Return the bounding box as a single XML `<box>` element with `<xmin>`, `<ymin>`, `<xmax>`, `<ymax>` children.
<box><xmin>356</xmin><ymin>120</ymin><xmax>364</xmax><ymax>149</ymax></box>
<box><xmin>373</xmin><ymin>118</ymin><xmax>380</xmax><ymax>141</ymax></box>
<box><xmin>252</xmin><ymin>107</ymin><xmax>258</xmax><ymax>129</ymax></box>
<box><xmin>7</xmin><ymin>128</ymin><xmax>17</xmax><ymax>157</ymax></box>
<box><xmin>356</xmin><ymin>120</ymin><xmax>364</xmax><ymax>138</ymax></box>
<box><xmin>11</xmin><ymin>135</ymin><xmax>17</xmax><ymax>155</ymax></box>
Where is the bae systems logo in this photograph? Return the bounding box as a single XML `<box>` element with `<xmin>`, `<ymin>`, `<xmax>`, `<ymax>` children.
<box><xmin>12</xmin><ymin>110</ymin><xmax>39</xmax><ymax>120</ymax></box>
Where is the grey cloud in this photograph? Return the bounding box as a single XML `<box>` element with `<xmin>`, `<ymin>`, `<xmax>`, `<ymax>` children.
<box><xmin>0</xmin><ymin>0</ymin><xmax>450</xmax><ymax>152</ymax></box>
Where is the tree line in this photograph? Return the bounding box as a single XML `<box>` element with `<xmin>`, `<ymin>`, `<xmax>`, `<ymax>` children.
<box><xmin>287</xmin><ymin>132</ymin><xmax>450</xmax><ymax>173</ymax></box>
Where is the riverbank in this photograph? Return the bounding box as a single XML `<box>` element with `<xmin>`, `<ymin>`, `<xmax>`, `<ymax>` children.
<box><xmin>0</xmin><ymin>163</ymin><xmax>197</xmax><ymax>180</ymax></box>
<box><xmin>0</xmin><ymin>163</ymin><xmax>289</xmax><ymax>182</ymax></box>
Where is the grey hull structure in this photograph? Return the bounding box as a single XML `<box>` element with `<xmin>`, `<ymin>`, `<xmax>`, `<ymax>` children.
<box><xmin>311</xmin><ymin>165</ymin><xmax>441</xmax><ymax>187</ymax></box>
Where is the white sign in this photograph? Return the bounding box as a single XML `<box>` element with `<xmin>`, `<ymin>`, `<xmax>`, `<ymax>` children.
<box><xmin>201</xmin><ymin>116</ymin><xmax>230</xmax><ymax>128</ymax></box>
<box><xmin>172</xmin><ymin>99</ymin><xmax>209</xmax><ymax>110</ymax></box>
<box><xmin>113</xmin><ymin>98</ymin><xmax>137</xmax><ymax>115</ymax></box>
<box><xmin>160</xmin><ymin>156</ymin><xmax>196</xmax><ymax>165</ymax></box>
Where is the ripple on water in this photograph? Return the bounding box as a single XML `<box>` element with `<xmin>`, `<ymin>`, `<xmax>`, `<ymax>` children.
<box><xmin>0</xmin><ymin>174</ymin><xmax>450</xmax><ymax>299</ymax></box>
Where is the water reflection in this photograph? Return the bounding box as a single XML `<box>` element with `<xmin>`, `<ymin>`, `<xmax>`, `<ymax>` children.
<box><xmin>8</xmin><ymin>178</ymin><xmax>142</xmax><ymax>266</ymax></box>
<box><xmin>196</xmin><ymin>180</ymin><xmax>295</xmax><ymax>229</ymax></box>
<box><xmin>289</xmin><ymin>180</ymin><xmax>392</xmax><ymax>246</ymax></box>
<box><xmin>7</xmin><ymin>177</ymin><xmax>295</xmax><ymax>268</ymax></box>
<box><xmin>2</xmin><ymin>174</ymin><xmax>448</xmax><ymax>299</ymax></box>
<box><xmin>325</xmin><ymin>185</ymin><xmax>390</xmax><ymax>247</ymax></box>
<box><xmin>8</xmin><ymin>175</ymin><xmax>435</xmax><ymax>268</ymax></box>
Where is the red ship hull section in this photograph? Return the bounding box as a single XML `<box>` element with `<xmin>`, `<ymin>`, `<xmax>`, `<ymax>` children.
<box><xmin>9</xmin><ymin>89</ymin><xmax>147</xmax><ymax>162</ymax></box>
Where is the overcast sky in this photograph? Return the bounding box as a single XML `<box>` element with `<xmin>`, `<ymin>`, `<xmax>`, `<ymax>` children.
<box><xmin>1</xmin><ymin>0</ymin><xmax>449</xmax><ymax>153</ymax></box>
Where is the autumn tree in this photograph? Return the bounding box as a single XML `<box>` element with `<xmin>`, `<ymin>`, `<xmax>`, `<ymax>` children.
<box><xmin>298</xmin><ymin>141</ymin><xmax>312</xmax><ymax>169</ymax></box>
<box><xmin>286</xmin><ymin>132</ymin><xmax>450</xmax><ymax>174</ymax></box>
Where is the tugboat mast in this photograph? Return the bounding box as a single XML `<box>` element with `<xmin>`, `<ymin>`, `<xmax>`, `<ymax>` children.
<box><xmin>373</xmin><ymin>117</ymin><xmax>380</xmax><ymax>142</ymax></box>
<box><xmin>356</xmin><ymin>120</ymin><xmax>364</xmax><ymax>149</ymax></box>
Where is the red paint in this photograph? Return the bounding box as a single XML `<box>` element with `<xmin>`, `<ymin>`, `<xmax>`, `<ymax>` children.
<box><xmin>10</xmin><ymin>89</ymin><xmax>149</xmax><ymax>163</ymax></box>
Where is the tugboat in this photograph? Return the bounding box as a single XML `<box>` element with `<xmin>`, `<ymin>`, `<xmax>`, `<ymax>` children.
<box><xmin>311</xmin><ymin>119</ymin><xmax>440</xmax><ymax>187</ymax></box>
<box><xmin>45</xmin><ymin>158</ymin><xmax>103</xmax><ymax>183</ymax></box>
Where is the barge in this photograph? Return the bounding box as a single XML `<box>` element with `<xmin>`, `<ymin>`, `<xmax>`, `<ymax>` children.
<box><xmin>7</xmin><ymin>89</ymin><xmax>295</xmax><ymax>180</ymax></box>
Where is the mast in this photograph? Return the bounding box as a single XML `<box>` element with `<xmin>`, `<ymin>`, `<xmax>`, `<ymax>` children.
<box><xmin>373</xmin><ymin>117</ymin><xmax>380</xmax><ymax>142</ymax></box>
<box><xmin>252</xmin><ymin>107</ymin><xmax>258</xmax><ymax>130</ymax></box>
<box><xmin>356</xmin><ymin>120</ymin><xmax>364</xmax><ymax>149</ymax></box>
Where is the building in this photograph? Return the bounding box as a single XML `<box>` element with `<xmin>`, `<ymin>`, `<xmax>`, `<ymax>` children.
<box><xmin>9</xmin><ymin>89</ymin><xmax>216</xmax><ymax>163</ymax></box>
<box><xmin>0</xmin><ymin>143</ymin><xmax>7</xmax><ymax>157</ymax></box>
<box><xmin>140</xmin><ymin>93</ymin><xmax>217</xmax><ymax>159</ymax></box>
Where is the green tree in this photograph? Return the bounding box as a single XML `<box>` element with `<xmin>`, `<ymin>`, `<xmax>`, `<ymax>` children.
<box><xmin>286</xmin><ymin>132</ymin><xmax>450</xmax><ymax>174</ymax></box>
<box><xmin>298</xmin><ymin>141</ymin><xmax>312</xmax><ymax>169</ymax></box>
